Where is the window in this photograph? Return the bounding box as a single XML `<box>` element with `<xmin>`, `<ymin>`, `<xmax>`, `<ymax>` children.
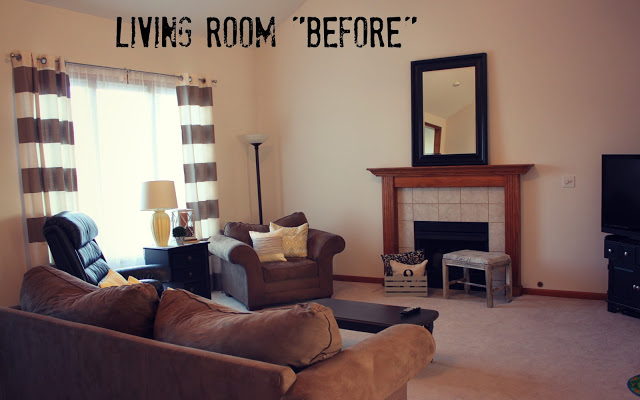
<box><xmin>69</xmin><ymin>67</ymin><xmax>184</xmax><ymax>267</ymax></box>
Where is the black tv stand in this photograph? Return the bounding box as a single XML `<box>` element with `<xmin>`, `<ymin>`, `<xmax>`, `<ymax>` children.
<box><xmin>604</xmin><ymin>235</ymin><xmax>640</xmax><ymax>315</ymax></box>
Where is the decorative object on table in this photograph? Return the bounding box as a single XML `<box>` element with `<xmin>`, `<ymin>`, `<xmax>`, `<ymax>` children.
<box><xmin>243</xmin><ymin>134</ymin><xmax>270</xmax><ymax>224</ymax></box>
<box><xmin>629</xmin><ymin>375</ymin><xmax>640</xmax><ymax>396</ymax></box>
<box><xmin>172</xmin><ymin>226</ymin><xmax>187</xmax><ymax>246</ymax></box>
<box><xmin>140</xmin><ymin>180</ymin><xmax>178</xmax><ymax>247</ymax></box>
<box><xmin>171</xmin><ymin>209</ymin><xmax>196</xmax><ymax>240</ymax></box>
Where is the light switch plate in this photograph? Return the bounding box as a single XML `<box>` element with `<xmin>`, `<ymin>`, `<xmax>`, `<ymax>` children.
<box><xmin>562</xmin><ymin>175</ymin><xmax>575</xmax><ymax>188</ymax></box>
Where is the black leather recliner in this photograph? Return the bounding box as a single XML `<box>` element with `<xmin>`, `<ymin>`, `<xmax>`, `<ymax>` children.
<box><xmin>42</xmin><ymin>211</ymin><xmax>171</xmax><ymax>295</ymax></box>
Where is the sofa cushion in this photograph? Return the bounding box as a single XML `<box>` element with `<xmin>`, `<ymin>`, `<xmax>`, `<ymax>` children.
<box><xmin>269</xmin><ymin>222</ymin><xmax>308</xmax><ymax>258</ymax></box>
<box><xmin>20</xmin><ymin>265</ymin><xmax>159</xmax><ymax>338</ymax></box>
<box><xmin>273</xmin><ymin>212</ymin><xmax>308</xmax><ymax>228</ymax></box>
<box><xmin>224</xmin><ymin>222</ymin><xmax>268</xmax><ymax>246</ymax></box>
<box><xmin>262</xmin><ymin>258</ymin><xmax>318</xmax><ymax>283</ymax></box>
<box><xmin>154</xmin><ymin>289</ymin><xmax>342</xmax><ymax>369</ymax></box>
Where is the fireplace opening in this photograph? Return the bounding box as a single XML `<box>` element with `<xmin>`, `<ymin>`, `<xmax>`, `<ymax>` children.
<box><xmin>414</xmin><ymin>221</ymin><xmax>489</xmax><ymax>289</ymax></box>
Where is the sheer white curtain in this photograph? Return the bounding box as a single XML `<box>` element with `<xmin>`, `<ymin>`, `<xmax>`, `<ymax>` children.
<box><xmin>68</xmin><ymin>66</ymin><xmax>185</xmax><ymax>267</ymax></box>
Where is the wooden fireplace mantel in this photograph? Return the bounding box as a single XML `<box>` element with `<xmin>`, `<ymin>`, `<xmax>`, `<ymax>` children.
<box><xmin>368</xmin><ymin>164</ymin><xmax>534</xmax><ymax>296</ymax></box>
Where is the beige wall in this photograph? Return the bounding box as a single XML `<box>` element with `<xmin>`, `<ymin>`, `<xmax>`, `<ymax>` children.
<box><xmin>256</xmin><ymin>0</ymin><xmax>640</xmax><ymax>293</ymax></box>
<box><xmin>2</xmin><ymin>0</ymin><xmax>640</xmax><ymax>305</ymax></box>
<box><xmin>0</xmin><ymin>0</ymin><xmax>266</xmax><ymax>305</ymax></box>
<box><xmin>443</xmin><ymin>103</ymin><xmax>475</xmax><ymax>154</ymax></box>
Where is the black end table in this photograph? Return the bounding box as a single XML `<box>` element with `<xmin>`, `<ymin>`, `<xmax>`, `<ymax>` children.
<box><xmin>314</xmin><ymin>298</ymin><xmax>439</xmax><ymax>334</ymax></box>
<box><xmin>144</xmin><ymin>241</ymin><xmax>211</xmax><ymax>299</ymax></box>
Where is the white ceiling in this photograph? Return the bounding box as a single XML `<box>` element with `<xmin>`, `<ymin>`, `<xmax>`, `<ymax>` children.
<box><xmin>26</xmin><ymin>0</ymin><xmax>306</xmax><ymax>35</ymax></box>
<box><xmin>422</xmin><ymin>67</ymin><xmax>476</xmax><ymax>119</ymax></box>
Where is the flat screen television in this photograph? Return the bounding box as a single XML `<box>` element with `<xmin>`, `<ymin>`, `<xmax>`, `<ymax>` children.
<box><xmin>602</xmin><ymin>154</ymin><xmax>640</xmax><ymax>239</ymax></box>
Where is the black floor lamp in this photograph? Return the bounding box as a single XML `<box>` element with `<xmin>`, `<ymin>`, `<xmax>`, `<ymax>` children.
<box><xmin>244</xmin><ymin>134</ymin><xmax>269</xmax><ymax>224</ymax></box>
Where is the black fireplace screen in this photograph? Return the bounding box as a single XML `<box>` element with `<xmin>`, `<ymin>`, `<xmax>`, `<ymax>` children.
<box><xmin>414</xmin><ymin>221</ymin><xmax>489</xmax><ymax>289</ymax></box>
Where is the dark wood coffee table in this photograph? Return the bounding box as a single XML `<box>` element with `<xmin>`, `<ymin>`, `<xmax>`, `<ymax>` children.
<box><xmin>314</xmin><ymin>298</ymin><xmax>439</xmax><ymax>334</ymax></box>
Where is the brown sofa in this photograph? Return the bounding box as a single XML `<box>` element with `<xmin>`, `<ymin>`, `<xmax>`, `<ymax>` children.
<box><xmin>0</xmin><ymin>265</ymin><xmax>436</xmax><ymax>400</ymax></box>
<box><xmin>210</xmin><ymin>212</ymin><xmax>346</xmax><ymax>310</ymax></box>
<box><xmin>0</xmin><ymin>306</ymin><xmax>435</xmax><ymax>400</ymax></box>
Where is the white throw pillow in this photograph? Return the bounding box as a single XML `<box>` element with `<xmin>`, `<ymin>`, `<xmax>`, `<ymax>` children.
<box><xmin>390</xmin><ymin>259</ymin><xmax>427</xmax><ymax>277</ymax></box>
<box><xmin>249</xmin><ymin>229</ymin><xmax>287</xmax><ymax>262</ymax></box>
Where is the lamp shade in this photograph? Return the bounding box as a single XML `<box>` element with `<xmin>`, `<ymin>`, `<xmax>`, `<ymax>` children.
<box><xmin>243</xmin><ymin>134</ymin><xmax>270</xmax><ymax>145</ymax></box>
<box><xmin>140</xmin><ymin>180</ymin><xmax>178</xmax><ymax>211</ymax></box>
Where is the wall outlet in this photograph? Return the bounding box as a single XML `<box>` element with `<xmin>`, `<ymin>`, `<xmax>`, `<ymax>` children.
<box><xmin>562</xmin><ymin>175</ymin><xmax>575</xmax><ymax>188</ymax></box>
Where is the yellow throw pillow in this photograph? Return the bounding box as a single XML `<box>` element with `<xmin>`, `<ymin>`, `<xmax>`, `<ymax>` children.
<box><xmin>249</xmin><ymin>229</ymin><xmax>287</xmax><ymax>262</ymax></box>
<box><xmin>99</xmin><ymin>269</ymin><xmax>128</xmax><ymax>288</ymax></box>
<box><xmin>390</xmin><ymin>259</ymin><xmax>428</xmax><ymax>277</ymax></box>
<box><xmin>127</xmin><ymin>275</ymin><xmax>142</xmax><ymax>285</ymax></box>
<box><xmin>269</xmin><ymin>222</ymin><xmax>309</xmax><ymax>258</ymax></box>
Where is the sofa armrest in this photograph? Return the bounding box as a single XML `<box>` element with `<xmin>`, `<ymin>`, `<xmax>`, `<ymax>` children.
<box><xmin>209</xmin><ymin>234</ymin><xmax>261</xmax><ymax>266</ymax></box>
<box><xmin>307</xmin><ymin>228</ymin><xmax>346</xmax><ymax>261</ymax></box>
<box><xmin>283</xmin><ymin>324</ymin><xmax>435</xmax><ymax>400</ymax></box>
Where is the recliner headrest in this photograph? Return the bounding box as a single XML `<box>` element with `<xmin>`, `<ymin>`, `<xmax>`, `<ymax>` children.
<box><xmin>43</xmin><ymin>211</ymin><xmax>99</xmax><ymax>250</ymax></box>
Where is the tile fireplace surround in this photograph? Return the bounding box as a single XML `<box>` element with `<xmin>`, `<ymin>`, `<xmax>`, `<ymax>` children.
<box><xmin>368</xmin><ymin>165</ymin><xmax>533</xmax><ymax>296</ymax></box>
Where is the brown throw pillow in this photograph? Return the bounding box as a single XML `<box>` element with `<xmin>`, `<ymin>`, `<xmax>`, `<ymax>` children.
<box><xmin>273</xmin><ymin>212</ymin><xmax>308</xmax><ymax>228</ymax></box>
<box><xmin>223</xmin><ymin>213</ymin><xmax>307</xmax><ymax>245</ymax></box>
<box><xmin>224</xmin><ymin>222</ymin><xmax>268</xmax><ymax>246</ymax></box>
<box><xmin>20</xmin><ymin>265</ymin><xmax>159</xmax><ymax>338</ymax></box>
<box><xmin>154</xmin><ymin>289</ymin><xmax>342</xmax><ymax>369</ymax></box>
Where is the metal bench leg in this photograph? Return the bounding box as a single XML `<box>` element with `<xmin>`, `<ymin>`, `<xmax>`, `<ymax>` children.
<box><xmin>485</xmin><ymin>265</ymin><xmax>493</xmax><ymax>308</ymax></box>
<box><xmin>463</xmin><ymin>267</ymin><xmax>470</xmax><ymax>294</ymax></box>
<box><xmin>442</xmin><ymin>260</ymin><xmax>449</xmax><ymax>299</ymax></box>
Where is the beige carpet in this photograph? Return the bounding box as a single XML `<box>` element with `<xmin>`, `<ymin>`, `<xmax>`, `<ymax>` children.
<box><xmin>212</xmin><ymin>281</ymin><xmax>640</xmax><ymax>399</ymax></box>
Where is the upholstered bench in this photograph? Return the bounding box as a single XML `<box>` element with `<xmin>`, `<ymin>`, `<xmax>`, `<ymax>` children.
<box><xmin>442</xmin><ymin>250</ymin><xmax>512</xmax><ymax>308</ymax></box>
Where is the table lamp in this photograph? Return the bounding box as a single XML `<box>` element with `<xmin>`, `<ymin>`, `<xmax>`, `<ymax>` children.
<box><xmin>141</xmin><ymin>180</ymin><xmax>178</xmax><ymax>247</ymax></box>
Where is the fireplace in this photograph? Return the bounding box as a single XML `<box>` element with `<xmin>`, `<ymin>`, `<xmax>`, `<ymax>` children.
<box><xmin>414</xmin><ymin>221</ymin><xmax>488</xmax><ymax>289</ymax></box>
<box><xmin>368</xmin><ymin>164</ymin><xmax>533</xmax><ymax>296</ymax></box>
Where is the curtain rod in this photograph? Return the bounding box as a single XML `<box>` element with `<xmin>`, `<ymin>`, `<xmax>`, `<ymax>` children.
<box><xmin>9</xmin><ymin>52</ymin><xmax>217</xmax><ymax>84</ymax></box>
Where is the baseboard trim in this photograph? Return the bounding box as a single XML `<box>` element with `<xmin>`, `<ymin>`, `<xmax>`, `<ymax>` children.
<box><xmin>333</xmin><ymin>275</ymin><xmax>384</xmax><ymax>284</ymax></box>
<box><xmin>333</xmin><ymin>275</ymin><xmax>607</xmax><ymax>300</ymax></box>
<box><xmin>522</xmin><ymin>288</ymin><xmax>607</xmax><ymax>300</ymax></box>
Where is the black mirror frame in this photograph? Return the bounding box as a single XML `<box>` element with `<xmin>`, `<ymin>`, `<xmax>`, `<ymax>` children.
<box><xmin>411</xmin><ymin>53</ymin><xmax>488</xmax><ymax>166</ymax></box>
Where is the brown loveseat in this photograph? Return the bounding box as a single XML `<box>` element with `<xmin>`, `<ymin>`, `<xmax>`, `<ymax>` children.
<box><xmin>210</xmin><ymin>212</ymin><xmax>345</xmax><ymax>310</ymax></box>
<box><xmin>0</xmin><ymin>265</ymin><xmax>436</xmax><ymax>400</ymax></box>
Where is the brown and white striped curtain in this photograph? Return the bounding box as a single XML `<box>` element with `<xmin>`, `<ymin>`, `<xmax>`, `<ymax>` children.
<box><xmin>11</xmin><ymin>52</ymin><xmax>78</xmax><ymax>267</ymax></box>
<box><xmin>176</xmin><ymin>74</ymin><xmax>219</xmax><ymax>239</ymax></box>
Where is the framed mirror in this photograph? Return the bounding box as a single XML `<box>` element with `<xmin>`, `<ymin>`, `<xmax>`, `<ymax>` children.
<box><xmin>411</xmin><ymin>53</ymin><xmax>487</xmax><ymax>166</ymax></box>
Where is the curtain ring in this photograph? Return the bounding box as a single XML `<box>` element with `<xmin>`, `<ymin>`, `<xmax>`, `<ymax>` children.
<box><xmin>40</xmin><ymin>57</ymin><xmax>47</xmax><ymax>64</ymax></box>
<box><xmin>188</xmin><ymin>76</ymin><xmax>193</xmax><ymax>82</ymax></box>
